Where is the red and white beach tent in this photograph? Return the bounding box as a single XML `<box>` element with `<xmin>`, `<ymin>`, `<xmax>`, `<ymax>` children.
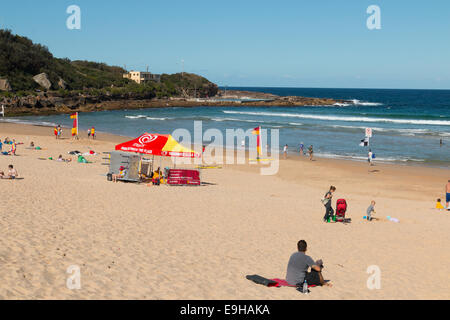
<box><xmin>115</xmin><ymin>133</ymin><xmax>201</xmax><ymax>158</ymax></box>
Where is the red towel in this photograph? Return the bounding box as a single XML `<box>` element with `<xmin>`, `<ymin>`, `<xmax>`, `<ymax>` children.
<box><xmin>269</xmin><ymin>278</ymin><xmax>317</xmax><ymax>288</ymax></box>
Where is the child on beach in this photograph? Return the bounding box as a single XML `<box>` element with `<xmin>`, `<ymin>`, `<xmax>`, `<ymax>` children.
<box><xmin>366</xmin><ymin>201</ymin><xmax>377</xmax><ymax>221</ymax></box>
<box><xmin>0</xmin><ymin>165</ymin><xmax>18</xmax><ymax>179</ymax></box>
<box><xmin>436</xmin><ymin>199</ymin><xmax>445</xmax><ymax>210</ymax></box>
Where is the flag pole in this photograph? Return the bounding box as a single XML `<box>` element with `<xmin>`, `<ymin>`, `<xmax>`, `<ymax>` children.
<box><xmin>76</xmin><ymin>112</ymin><xmax>79</xmax><ymax>139</ymax></box>
<box><xmin>258</xmin><ymin>125</ymin><xmax>262</xmax><ymax>160</ymax></box>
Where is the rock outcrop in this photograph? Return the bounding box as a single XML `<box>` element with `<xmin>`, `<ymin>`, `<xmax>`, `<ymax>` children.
<box><xmin>58</xmin><ymin>78</ymin><xmax>67</xmax><ymax>89</ymax></box>
<box><xmin>0</xmin><ymin>78</ymin><xmax>12</xmax><ymax>91</ymax></box>
<box><xmin>0</xmin><ymin>89</ymin><xmax>346</xmax><ymax>117</ymax></box>
<box><xmin>33</xmin><ymin>73</ymin><xmax>52</xmax><ymax>90</ymax></box>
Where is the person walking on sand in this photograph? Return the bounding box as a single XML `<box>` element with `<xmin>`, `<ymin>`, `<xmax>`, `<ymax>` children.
<box><xmin>308</xmin><ymin>145</ymin><xmax>314</xmax><ymax>161</ymax></box>
<box><xmin>54</xmin><ymin>126</ymin><xmax>58</xmax><ymax>139</ymax></box>
<box><xmin>446</xmin><ymin>180</ymin><xmax>450</xmax><ymax>209</ymax></box>
<box><xmin>322</xmin><ymin>186</ymin><xmax>336</xmax><ymax>222</ymax></box>
<box><xmin>368</xmin><ymin>149</ymin><xmax>373</xmax><ymax>166</ymax></box>
<box><xmin>91</xmin><ymin>127</ymin><xmax>96</xmax><ymax>139</ymax></box>
<box><xmin>283</xmin><ymin>144</ymin><xmax>288</xmax><ymax>159</ymax></box>
<box><xmin>299</xmin><ymin>142</ymin><xmax>304</xmax><ymax>156</ymax></box>
<box><xmin>87</xmin><ymin>129</ymin><xmax>91</xmax><ymax>139</ymax></box>
<box><xmin>57</xmin><ymin>125</ymin><xmax>62</xmax><ymax>139</ymax></box>
<box><xmin>286</xmin><ymin>240</ymin><xmax>332</xmax><ymax>288</ymax></box>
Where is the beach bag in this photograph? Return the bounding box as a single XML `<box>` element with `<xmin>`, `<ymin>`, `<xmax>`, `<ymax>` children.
<box><xmin>321</xmin><ymin>198</ymin><xmax>330</xmax><ymax>206</ymax></box>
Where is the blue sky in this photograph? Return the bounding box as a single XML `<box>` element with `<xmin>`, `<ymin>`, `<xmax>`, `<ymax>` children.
<box><xmin>1</xmin><ymin>0</ymin><xmax>450</xmax><ymax>89</ymax></box>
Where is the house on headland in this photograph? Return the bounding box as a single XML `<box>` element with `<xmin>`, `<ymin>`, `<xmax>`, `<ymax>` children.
<box><xmin>123</xmin><ymin>71</ymin><xmax>161</xmax><ymax>84</ymax></box>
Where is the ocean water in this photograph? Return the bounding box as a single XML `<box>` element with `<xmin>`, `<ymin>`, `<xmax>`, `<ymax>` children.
<box><xmin>4</xmin><ymin>88</ymin><xmax>450</xmax><ymax>168</ymax></box>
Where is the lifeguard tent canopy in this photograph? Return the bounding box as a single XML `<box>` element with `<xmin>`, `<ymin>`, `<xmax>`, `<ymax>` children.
<box><xmin>115</xmin><ymin>133</ymin><xmax>201</xmax><ymax>158</ymax></box>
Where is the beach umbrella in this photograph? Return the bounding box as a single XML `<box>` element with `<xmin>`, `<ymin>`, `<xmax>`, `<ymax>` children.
<box><xmin>115</xmin><ymin>132</ymin><xmax>201</xmax><ymax>158</ymax></box>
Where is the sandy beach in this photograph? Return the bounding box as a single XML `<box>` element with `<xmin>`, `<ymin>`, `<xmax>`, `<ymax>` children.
<box><xmin>0</xmin><ymin>122</ymin><xmax>449</xmax><ymax>300</ymax></box>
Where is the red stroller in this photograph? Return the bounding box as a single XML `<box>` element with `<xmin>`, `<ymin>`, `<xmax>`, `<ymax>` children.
<box><xmin>335</xmin><ymin>199</ymin><xmax>347</xmax><ymax>222</ymax></box>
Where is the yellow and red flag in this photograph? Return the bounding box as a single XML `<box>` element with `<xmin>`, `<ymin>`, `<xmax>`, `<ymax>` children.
<box><xmin>70</xmin><ymin>112</ymin><xmax>78</xmax><ymax>136</ymax></box>
<box><xmin>252</xmin><ymin>126</ymin><xmax>262</xmax><ymax>156</ymax></box>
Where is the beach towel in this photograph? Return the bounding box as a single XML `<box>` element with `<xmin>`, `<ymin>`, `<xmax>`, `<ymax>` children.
<box><xmin>246</xmin><ymin>275</ymin><xmax>317</xmax><ymax>288</ymax></box>
<box><xmin>77</xmin><ymin>155</ymin><xmax>90</xmax><ymax>163</ymax></box>
<box><xmin>269</xmin><ymin>278</ymin><xmax>317</xmax><ymax>288</ymax></box>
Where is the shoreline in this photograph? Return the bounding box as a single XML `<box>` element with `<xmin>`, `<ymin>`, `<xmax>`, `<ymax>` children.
<box><xmin>1</xmin><ymin>120</ymin><xmax>449</xmax><ymax>170</ymax></box>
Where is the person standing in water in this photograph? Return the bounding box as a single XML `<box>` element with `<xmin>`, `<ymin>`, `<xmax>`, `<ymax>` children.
<box><xmin>308</xmin><ymin>145</ymin><xmax>314</xmax><ymax>161</ymax></box>
<box><xmin>283</xmin><ymin>144</ymin><xmax>288</xmax><ymax>159</ymax></box>
<box><xmin>299</xmin><ymin>142</ymin><xmax>304</xmax><ymax>156</ymax></box>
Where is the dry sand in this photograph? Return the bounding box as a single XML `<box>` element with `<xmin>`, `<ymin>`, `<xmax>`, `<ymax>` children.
<box><xmin>0</xmin><ymin>122</ymin><xmax>449</xmax><ymax>300</ymax></box>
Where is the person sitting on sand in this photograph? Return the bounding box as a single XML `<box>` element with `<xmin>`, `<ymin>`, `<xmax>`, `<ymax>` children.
<box><xmin>112</xmin><ymin>166</ymin><xmax>127</xmax><ymax>183</ymax></box>
<box><xmin>436</xmin><ymin>198</ymin><xmax>445</xmax><ymax>210</ymax></box>
<box><xmin>1</xmin><ymin>165</ymin><xmax>18</xmax><ymax>179</ymax></box>
<box><xmin>286</xmin><ymin>240</ymin><xmax>331</xmax><ymax>288</ymax></box>
<box><xmin>152</xmin><ymin>167</ymin><xmax>162</xmax><ymax>185</ymax></box>
<box><xmin>57</xmin><ymin>155</ymin><xmax>72</xmax><ymax>162</ymax></box>
<box><xmin>30</xmin><ymin>141</ymin><xmax>35</xmax><ymax>148</ymax></box>
<box><xmin>366</xmin><ymin>200</ymin><xmax>378</xmax><ymax>221</ymax></box>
